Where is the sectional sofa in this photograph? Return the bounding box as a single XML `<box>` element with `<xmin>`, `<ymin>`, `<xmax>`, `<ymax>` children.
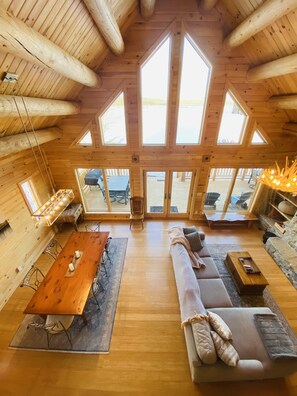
<box><xmin>169</xmin><ymin>227</ymin><xmax>297</xmax><ymax>383</ymax></box>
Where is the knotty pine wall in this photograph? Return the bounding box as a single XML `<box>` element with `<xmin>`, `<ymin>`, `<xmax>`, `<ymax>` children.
<box><xmin>0</xmin><ymin>149</ymin><xmax>54</xmax><ymax>310</ymax></box>
<box><xmin>43</xmin><ymin>0</ymin><xmax>297</xmax><ymax>220</ymax></box>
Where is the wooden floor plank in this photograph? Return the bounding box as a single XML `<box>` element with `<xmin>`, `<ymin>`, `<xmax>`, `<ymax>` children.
<box><xmin>0</xmin><ymin>220</ymin><xmax>296</xmax><ymax>395</ymax></box>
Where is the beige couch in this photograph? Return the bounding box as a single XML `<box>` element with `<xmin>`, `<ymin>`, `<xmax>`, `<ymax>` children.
<box><xmin>170</xmin><ymin>231</ymin><xmax>297</xmax><ymax>383</ymax></box>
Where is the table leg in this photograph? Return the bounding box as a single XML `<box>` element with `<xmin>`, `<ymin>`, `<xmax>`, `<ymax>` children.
<box><xmin>82</xmin><ymin>312</ymin><xmax>88</xmax><ymax>325</ymax></box>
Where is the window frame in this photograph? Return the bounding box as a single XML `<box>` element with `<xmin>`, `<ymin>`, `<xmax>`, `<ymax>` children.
<box><xmin>97</xmin><ymin>89</ymin><xmax>128</xmax><ymax>147</ymax></box>
<box><xmin>175</xmin><ymin>33</ymin><xmax>212</xmax><ymax>146</ymax></box>
<box><xmin>216</xmin><ymin>89</ymin><xmax>249</xmax><ymax>145</ymax></box>
<box><xmin>19</xmin><ymin>177</ymin><xmax>41</xmax><ymax>215</ymax></box>
<box><xmin>139</xmin><ymin>33</ymin><xmax>172</xmax><ymax>147</ymax></box>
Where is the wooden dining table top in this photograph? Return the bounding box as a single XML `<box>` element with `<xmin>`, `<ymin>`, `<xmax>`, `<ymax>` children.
<box><xmin>24</xmin><ymin>231</ymin><xmax>109</xmax><ymax>316</ymax></box>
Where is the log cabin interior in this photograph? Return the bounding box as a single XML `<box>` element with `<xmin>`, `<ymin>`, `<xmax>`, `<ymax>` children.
<box><xmin>1</xmin><ymin>0</ymin><xmax>297</xmax><ymax>394</ymax></box>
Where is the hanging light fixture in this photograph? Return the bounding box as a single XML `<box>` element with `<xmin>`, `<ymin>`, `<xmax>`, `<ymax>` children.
<box><xmin>9</xmin><ymin>76</ymin><xmax>74</xmax><ymax>226</ymax></box>
<box><xmin>259</xmin><ymin>157</ymin><xmax>297</xmax><ymax>193</ymax></box>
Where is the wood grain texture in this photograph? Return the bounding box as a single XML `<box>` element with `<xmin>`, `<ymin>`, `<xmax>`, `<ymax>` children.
<box><xmin>140</xmin><ymin>0</ymin><xmax>156</xmax><ymax>19</ymax></box>
<box><xmin>0</xmin><ymin>127</ymin><xmax>62</xmax><ymax>158</ymax></box>
<box><xmin>0</xmin><ymin>6</ymin><xmax>101</xmax><ymax>87</ymax></box>
<box><xmin>24</xmin><ymin>231</ymin><xmax>109</xmax><ymax>315</ymax></box>
<box><xmin>0</xmin><ymin>95</ymin><xmax>80</xmax><ymax>117</ymax></box>
<box><xmin>223</xmin><ymin>0</ymin><xmax>297</xmax><ymax>48</ymax></box>
<box><xmin>0</xmin><ymin>220</ymin><xmax>296</xmax><ymax>395</ymax></box>
<box><xmin>83</xmin><ymin>0</ymin><xmax>125</xmax><ymax>55</ymax></box>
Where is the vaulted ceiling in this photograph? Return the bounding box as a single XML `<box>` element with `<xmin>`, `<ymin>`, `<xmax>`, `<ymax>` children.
<box><xmin>1</xmin><ymin>0</ymin><xmax>297</xmax><ymax>149</ymax></box>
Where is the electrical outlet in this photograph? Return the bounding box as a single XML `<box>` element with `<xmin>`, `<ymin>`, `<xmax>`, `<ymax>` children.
<box><xmin>2</xmin><ymin>72</ymin><xmax>18</xmax><ymax>83</ymax></box>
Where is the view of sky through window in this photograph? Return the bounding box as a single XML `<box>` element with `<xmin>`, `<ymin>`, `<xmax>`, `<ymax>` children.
<box><xmin>252</xmin><ymin>129</ymin><xmax>266</xmax><ymax>144</ymax></box>
<box><xmin>176</xmin><ymin>36</ymin><xmax>211</xmax><ymax>144</ymax></box>
<box><xmin>217</xmin><ymin>92</ymin><xmax>247</xmax><ymax>144</ymax></box>
<box><xmin>78</xmin><ymin>130</ymin><xmax>92</xmax><ymax>145</ymax></box>
<box><xmin>100</xmin><ymin>92</ymin><xmax>127</xmax><ymax>145</ymax></box>
<box><xmin>141</xmin><ymin>37</ymin><xmax>171</xmax><ymax>145</ymax></box>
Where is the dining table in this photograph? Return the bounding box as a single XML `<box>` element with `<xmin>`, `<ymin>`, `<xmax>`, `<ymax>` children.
<box><xmin>24</xmin><ymin>231</ymin><xmax>109</xmax><ymax>321</ymax></box>
<box><xmin>106</xmin><ymin>175</ymin><xmax>130</xmax><ymax>204</ymax></box>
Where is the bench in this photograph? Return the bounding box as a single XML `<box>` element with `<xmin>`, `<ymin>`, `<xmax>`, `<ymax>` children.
<box><xmin>56</xmin><ymin>203</ymin><xmax>84</xmax><ymax>231</ymax></box>
<box><xmin>205</xmin><ymin>211</ymin><xmax>258</xmax><ymax>228</ymax></box>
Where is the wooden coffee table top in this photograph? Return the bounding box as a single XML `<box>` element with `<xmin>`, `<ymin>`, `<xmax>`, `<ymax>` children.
<box><xmin>24</xmin><ymin>231</ymin><xmax>109</xmax><ymax>316</ymax></box>
<box><xmin>225</xmin><ymin>251</ymin><xmax>269</xmax><ymax>287</ymax></box>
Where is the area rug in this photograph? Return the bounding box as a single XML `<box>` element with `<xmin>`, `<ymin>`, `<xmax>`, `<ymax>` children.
<box><xmin>207</xmin><ymin>244</ymin><xmax>297</xmax><ymax>345</ymax></box>
<box><xmin>9</xmin><ymin>238</ymin><xmax>128</xmax><ymax>354</ymax></box>
<box><xmin>150</xmin><ymin>206</ymin><xmax>178</xmax><ymax>213</ymax></box>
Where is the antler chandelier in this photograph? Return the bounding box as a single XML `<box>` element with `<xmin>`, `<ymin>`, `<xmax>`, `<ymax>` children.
<box><xmin>259</xmin><ymin>157</ymin><xmax>297</xmax><ymax>193</ymax></box>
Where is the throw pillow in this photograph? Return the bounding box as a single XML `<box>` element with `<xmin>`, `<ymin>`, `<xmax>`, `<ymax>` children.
<box><xmin>191</xmin><ymin>319</ymin><xmax>217</xmax><ymax>365</ymax></box>
<box><xmin>208</xmin><ymin>311</ymin><xmax>232</xmax><ymax>340</ymax></box>
<box><xmin>183</xmin><ymin>226</ymin><xmax>197</xmax><ymax>235</ymax></box>
<box><xmin>185</xmin><ymin>231</ymin><xmax>203</xmax><ymax>251</ymax></box>
<box><xmin>211</xmin><ymin>331</ymin><xmax>239</xmax><ymax>367</ymax></box>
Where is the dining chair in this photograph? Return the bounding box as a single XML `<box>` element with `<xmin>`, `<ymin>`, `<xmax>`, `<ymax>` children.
<box><xmin>20</xmin><ymin>266</ymin><xmax>44</xmax><ymax>291</ymax></box>
<box><xmin>43</xmin><ymin>238</ymin><xmax>62</xmax><ymax>260</ymax></box>
<box><xmin>27</xmin><ymin>314</ymin><xmax>75</xmax><ymax>349</ymax></box>
<box><xmin>85</xmin><ymin>222</ymin><xmax>101</xmax><ymax>232</ymax></box>
<box><xmin>130</xmin><ymin>196</ymin><xmax>144</xmax><ymax>229</ymax></box>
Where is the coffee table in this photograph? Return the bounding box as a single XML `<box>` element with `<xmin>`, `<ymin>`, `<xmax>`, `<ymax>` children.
<box><xmin>225</xmin><ymin>251</ymin><xmax>269</xmax><ymax>295</ymax></box>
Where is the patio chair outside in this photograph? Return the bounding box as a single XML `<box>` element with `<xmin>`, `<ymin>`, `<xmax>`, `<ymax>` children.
<box><xmin>230</xmin><ymin>191</ymin><xmax>253</xmax><ymax>209</ymax></box>
<box><xmin>204</xmin><ymin>192</ymin><xmax>220</xmax><ymax>209</ymax></box>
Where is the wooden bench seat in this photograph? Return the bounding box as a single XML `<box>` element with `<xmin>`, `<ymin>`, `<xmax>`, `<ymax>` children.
<box><xmin>205</xmin><ymin>211</ymin><xmax>258</xmax><ymax>228</ymax></box>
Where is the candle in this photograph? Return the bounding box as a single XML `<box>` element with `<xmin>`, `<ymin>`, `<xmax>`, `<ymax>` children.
<box><xmin>68</xmin><ymin>263</ymin><xmax>75</xmax><ymax>272</ymax></box>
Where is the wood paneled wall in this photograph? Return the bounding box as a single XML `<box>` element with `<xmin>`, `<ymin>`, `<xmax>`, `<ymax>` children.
<box><xmin>0</xmin><ymin>150</ymin><xmax>54</xmax><ymax>309</ymax></box>
<box><xmin>43</xmin><ymin>1</ymin><xmax>297</xmax><ymax>221</ymax></box>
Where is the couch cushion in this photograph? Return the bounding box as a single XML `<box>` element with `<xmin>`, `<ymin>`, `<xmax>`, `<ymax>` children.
<box><xmin>211</xmin><ymin>331</ymin><xmax>239</xmax><ymax>367</ymax></box>
<box><xmin>198</xmin><ymin>279</ymin><xmax>233</xmax><ymax>308</ymax></box>
<box><xmin>193</xmin><ymin>257</ymin><xmax>220</xmax><ymax>279</ymax></box>
<box><xmin>197</xmin><ymin>244</ymin><xmax>211</xmax><ymax>258</ymax></box>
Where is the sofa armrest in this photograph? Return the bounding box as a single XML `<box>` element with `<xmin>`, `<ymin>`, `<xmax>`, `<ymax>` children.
<box><xmin>192</xmin><ymin>359</ymin><xmax>264</xmax><ymax>383</ymax></box>
<box><xmin>198</xmin><ymin>232</ymin><xmax>205</xmax><ymax>241</ymax></box>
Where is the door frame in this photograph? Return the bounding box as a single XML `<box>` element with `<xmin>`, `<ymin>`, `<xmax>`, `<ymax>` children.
<box><xmin>143</xmin><ymin>168</ymin><xmax>196</xmax><ymax>218</ymax></box>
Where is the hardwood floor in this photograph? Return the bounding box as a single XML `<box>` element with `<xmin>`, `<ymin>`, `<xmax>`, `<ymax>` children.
<box><xmin>0</xmin><ymin>220</ymin><xmax>297</xmax><ymax>396</ymax></box>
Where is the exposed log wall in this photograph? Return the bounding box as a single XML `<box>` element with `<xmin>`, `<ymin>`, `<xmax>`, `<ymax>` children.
<box><xmin>43</xmin><ymin>5</ymin><xmax>297</xmax><ymax>221</ymax></box>
<box><xmin>0</xmin><ymin>150</ymin><xmax>54</xmax><ymax>310</ymax></box>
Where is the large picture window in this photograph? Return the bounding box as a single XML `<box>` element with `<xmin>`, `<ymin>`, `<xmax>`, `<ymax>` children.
<box><xmin>217</xmin><ymin>92</ymin><xmax>248</xmax><ymax>144</ymax></box>
<box><xmin>140</xmin><ymin>36</ymin><xmax>171</xmax><ymax>145</ymax></box>
<box><xmin>99</xmin><ymin>92</ymin><xmax>127</xmax><ymax>145</ymax></box>
<box><xmin>176</xmin><ymin>36</ymin><xmax>211</xmax><ymax>144</ymax></box>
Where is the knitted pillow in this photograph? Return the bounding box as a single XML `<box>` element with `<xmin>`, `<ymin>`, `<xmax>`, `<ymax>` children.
<box><xmin>185</xmin><ymin>231</ymin><xmax>203</xmax><ymax>251</ymax></box>
<box><xmin>208</xmin><ymin>311</ymin><xmax>232</xmax><ymax>340</ymax></box>
<box><xmin>211</xmin><ymin>331</ymin><xmax>239</xmax><ymax>367</ymax></box>
<box><xmin>191</xmin><ymin>318</ymin><xmax>217</xmax><ymax>365</ymax></box>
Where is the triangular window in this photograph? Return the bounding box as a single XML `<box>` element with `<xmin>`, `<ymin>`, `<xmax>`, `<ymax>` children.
<box><xmin>176</xmin><ymin>36</ymin><xmax>211</xmax><ymax>144</ymax></box>
<box><xmin>99</xmin><ymin>92</ymin><xmax>127</xmax><ymax>145</ymax></box>
<box><xmin>251</xmin><ymin>129</ymin><xmax>267</xmax><ymax>144</ymax></box>
<box><xmin>217</xmin><ymin>91</ymin><xmax>248</xmax><ymax>144</ymax></box>
<box><xmin>140</xmin><ymin>36</ymin><xmax>171</xmax><ymax>145</ymax></box>
<box><xmin>77</xmin><ymin>130</ymin><xmax>93</xmax><ymax>146</ymax></box>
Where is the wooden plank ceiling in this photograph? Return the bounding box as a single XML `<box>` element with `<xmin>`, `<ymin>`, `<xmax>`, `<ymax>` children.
<box><xmin>0</xmin><ymin>0</ymin><xmax>297</xmax><ymax>141</ymax></box>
